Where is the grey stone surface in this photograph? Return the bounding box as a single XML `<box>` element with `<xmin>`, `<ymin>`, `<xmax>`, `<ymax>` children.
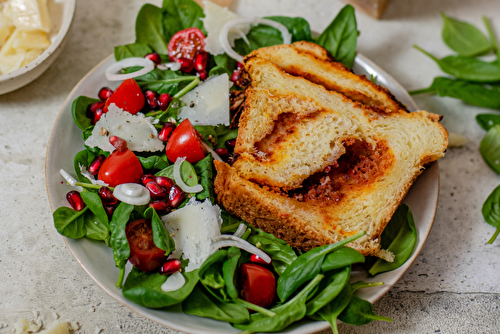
<box><xmin>1</xmin><ymin>0</ymin><xmax>500</xmax><ymax>333</ymax></box>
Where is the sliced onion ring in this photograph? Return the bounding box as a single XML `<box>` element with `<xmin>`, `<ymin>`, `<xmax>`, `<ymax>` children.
<box><xmin>202</xmin><ymin>142</ymin><xmax>223</xmax><ymax>162</ymax></box>
<box><xmin>233</xmin><ymin>223</ymin><xmax>247</xmax><ymax>238</ymax></box>
<box><xmin>174</xmin><ymin>157</ymin><xmax>204</xmax><ymax>193</ymax></box>
<box><xmin>113</xmin><ymin>183</ymin><xmax>150</xmax><ymax>205</ymax></box>
<box><xmin>105</xmin><ymin>57</ymin><xmax>155</xmax><ymax>81</ymax></box>
<box><xmin>161</xmin><ymin>271</ymin><xmax>186</xmax><ymax>292</ymax></box>
<box><xmin>212</xmin><ymin>235</ymin><xmax>271</xmax><ymax>264</ymax></box>
<box><xmin>220</xmin><ymin>18</ymin><xmax>292</xmax><ymax>63</ymax></box>
<box><xmin>157</xmin><ymin>62</ymin><xmax>181</xmax><ymax>71</ymax></box>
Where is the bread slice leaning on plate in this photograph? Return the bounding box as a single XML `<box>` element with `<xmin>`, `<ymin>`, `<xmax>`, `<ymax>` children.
<box><xmin>214</xmin><ymin>42</ymin><xmax>448</xmax><ymax>259</ymax></box>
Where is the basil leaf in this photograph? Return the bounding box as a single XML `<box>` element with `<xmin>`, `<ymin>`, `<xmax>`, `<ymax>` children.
<box><xmin>137</xmin><ymin>155</ymin><xmax>169</xmax><ymax>171</ymax></box>
<box><xmin>321</xmin><ymin>247</ymin><xmax>364</xmax><ymax>272</ymax></box>
<box><xmin>71</xmin><ymin>96</ymin><xmax>99</xmax><ymax>131</ymax></box>
<box><xmin>156</xmin><ymin>160</ymin><xmax>198</xmax><ymax>186</ymax></box>
<box><xmin>480</xmin><ymin>125</ymin><xmax>500</xmax><ymax>174</ymax></box>
<box><xmin>482</xmin><ymin>184</ymin><xmax>500</xmax><ymax>244</ymax></box>
<box><xmin>368</xmin><ymin>204</ymin><xmax>417</xmax><ymax>275</ymax></box>
<box><xmin>84</xmin><ymin>211</ymin><xmax>110</xmax><ymax>245</ymax></box>
<box><xmin>144</xmin><ymin>207</ymin><xmax>175</xmax><ymax>254</ymax></box>
<box><xmin>73</xmin><ymin>150</ymin><xmax>98</xmax><ymax>184</ymax></box>
<box><xmin>441</xmin><ymin>13</ymin><xmax>490</xmax><ymax>57</ymax></box>
<box><xmin>135</xmin><ymin>4</ymin><xmax>169</xmax><ymax>54</ymax></box>
<box><xmin>338</xmin><ymin>295</ymin><xmax>393</xmax><ymax>325</ymax></box>
<box><xmin>316</xmin><ymin>5</ymin><xmax>358</xmax><ymax>68</ymax></box>
<box><xmin>114</xmin><ymin>43</ymin><xmax>153</xmax><ymax>61</ymax></box>
<box><xmin>80</xmin><ymin>191</ymin><xmax>109</xmax><ymax>229</ymax></box>
<box><xmin>123</xmin><ymin>267</ymin><xmax>199</xmax><ymax>308</ymax></box>
<box><xmin>306</xmin><ymin>267</ymin><xmax>350</xmax><ymax>316</ymax></box>
<box><xmin>193</xmin><ymin>154</ymin><xmax>215</xmax><ymax>203</ymax></box>
<box><xmin>477</xmin><ymin>114</ymin><xmax>500</xmax><ymax>131</ymax></box>
<box><xmin>53</xmin><ymin>206</ymin><xmax>88</xmax><ymax>239</ymax></box>
<box><xmin>162</xmin><ymin>0</ymin><xmax>205</xmax><ymax>42</ymax></box>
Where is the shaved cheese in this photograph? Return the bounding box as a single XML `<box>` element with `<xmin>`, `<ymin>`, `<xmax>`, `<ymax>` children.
<box><xmin>9</xmin><ymin>0</ymin><xmax>51</xmax><ymax>32</ymax></box>
<box><xmin>162</xmin><ymin>198</ymin><xmax>222</xmax><ymax>272</ymax></box>
<box><xmin>202</xmin><ymin>0</ymin><xmax>250</xmax><ymax>55</ymax></box>
<box><xmin>84</xmin><ymin>103</ymin><xmax>164</xmax><ymax>153</ymax></box>
<box><xmin>178</xmin><ymin>73</ymin><xmax>230</xmax><ymax>126</ymax></box>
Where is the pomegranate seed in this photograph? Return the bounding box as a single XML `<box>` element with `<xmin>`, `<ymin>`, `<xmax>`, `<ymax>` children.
<box><xmin>98</xmin><ymin>87</ymin><xmax>113</xmax><ymax>101</ymax></box>
<box><xmin>140</xmin><ymin>174</ymin><xmax>156</xmax><ymax>186</ymax></box>
<box><xmin>145</xmin><ymin>90</ymin><xmax>158</xmax><ymax>109</ymax></box>
<box><xmin>90</xmin><ymin>101</ymin><xmax>105</xmax><ymax>113</ymax></box>
<box><xmin>148</xmin><ymin>200</ymin><xmax>170</xmax><ymax>212</ymax></box>
<box><xmin>158</xmin><ymin>93</ymin><xmax>173</xmax><ymax>111</ymax></box>
<box><xmin>169</xmin><ymin>185</ymin><xmax>185</xmax><ymax>208</ymax></box>
<box><xmin>250</xmin><ymin>254</ymin><xmax>269</xmax><ymax>265</ymax></box>
<box><xmin>225</xmin><ymin>139</ymin><xmax>236</xmax><ymax>151</ymax></box>
<box><xmin>66</xmin><ymin>191</ymin><xmax>85</xmax><ymax>211</ymax></box>
<box><xmin>93</xmin><ymin>109</ymin><xmax>103</xmax><ymax>124</ymax></box>
<box><xmin>236</xmin><ymin>62</ymin><xmax>243</xmax><ymax>70</ymax></box>
<box><xmin>88</xmin><ymin>155</ymin><xmax>106</xmax><ymax>175</ymax></box>
<box><xmin>158</xmin><ymin>122</ymin><xmax>176</xmax><ymax>141</ymax></box>
<box><xmin>215</xmin><ymin>148</ymin><xmax>229</xmax><ymax>161</ymax></box>
<box><xmin>98</xmin><ymin>186</ymin><xmax>117</xmax><ymax>205</ymax></box>
<box><xmin>146</xmin><ymin>181</ymin><xmax>167</xmax><ymax>199</ymax></box>
<box><xmin>159</xmin><ymin>259</ymin><xmax>182</xmax><ymax>275</ymax></box>
<box><xmin>230</xmin><ymin>70</ymin><xmax>241</xmax><ymax>83</ymax></box>
<box><xmin>197</xmin><ymin>69</ymin><xmax>208</xmax><ymax>81</ymax></box>
<box><xmin>156</xmin><ymin>176</ymin><xmax>174</xmax><ymax>190</ymax></box>
<box><xmin>145</xmin><ymin>52</ymin><xmax>162</xmax><ymax>65</ymax></box>
<box><xmin>178</xmin><ymin>57</ymin><xmax>194</xmax><ymax>73</ymax></box>
<box><xmin>193</xmin><ymin>50</ymin><xmax>208</xmax><ymax>71</ymax></box>
<box><xmin>109</xmin><ymin>136</ymin><xmax>127</xmax><ymax>152</ymax></box>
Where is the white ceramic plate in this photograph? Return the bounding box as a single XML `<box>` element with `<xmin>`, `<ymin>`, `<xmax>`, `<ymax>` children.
<box><xmin>45</xmin><ymin>54</ymin><xmax>439</xmax><ymax>334</ymax></box>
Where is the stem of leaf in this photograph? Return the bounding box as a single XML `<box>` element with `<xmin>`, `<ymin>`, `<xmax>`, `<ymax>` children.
<box><xmin>483</xmin><ymin>16</ymin><xmax>500</xmax><ymax>61</ymax></box>
<box><xmin>407</xmin><ymin>87</ymin><xmax>437</xmax><ymax>95</ymax></box>
<box><xmin>220</xmin><ymin>223</ymin><xmax>242</xmax><ymax>233</ymax></box>
<box><xmin>487</xmin><ymin>227</ymin><xmax>500</xmax><ymax>244</ymax></box>
<box><xmin>238</xmin><ymin>331</ymin><xmax>254</xmax><ymax>334</ymax></box>
<box><xmin>413</xmin><ymin>45</ymin><xmax>439</xmax><ymax>62</ymax></box>
<box><xmin>116</xmin><ymin>266</ymin><xmax>125</xmax><ymax>288</ymax></box>
<box><xmin>236</xmin><ymin>299</ymin><xmax>276</xmax><ymax>317</ymax></box>
<box><xmin>137</xmin><ymin>76</ymin><xmax>198</xmax><ymax>87</ymax></box>
<box><xmin>173</xmin><ymin>77</ymin><xmax>200</xmax><ymax>99</ymax></box>
<box><xmin>74</xmin><ymin>182</ymin><xmax>114</xmax><ymax>191</ymax></box>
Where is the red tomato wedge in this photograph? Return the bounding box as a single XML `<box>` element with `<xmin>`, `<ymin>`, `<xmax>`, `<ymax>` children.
<box><xmin>126</xmin><ymin>219</ymin><xmax>166</xmax><ymax>272</ymax></box>
<box><xmin>166</xmin><ymin>119</ymin><xmax>206</xmax><ymax>164</ymax></box>
<box><xmin>103</xmin><ymin>78</ymin><xmax>145</xmax><ymax>115</ymax></box>
<box><xmin>168</xmin><ymin>28</ymin><xmax>206</xmax><ymax>61</ymax></box>
<box><xmin>98</xmin><ymin>149</ymin><xmax>143</xmax><ymax>187</ymax></box>
<box><xmin>239</xmin><ymin>263</ymin><xmax>277</xmax><ymax>308</ymax></box>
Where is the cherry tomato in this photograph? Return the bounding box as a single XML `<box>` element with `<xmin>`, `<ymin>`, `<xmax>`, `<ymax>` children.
<box><xmin>168</xmin><ymin>28</ymin><xmax>206</xmax><ymax>61</ymax></box>
<box><xmin>239</xmin><ymin>263</ymin><xmax>277</xmax><ymax>308</ymax></box>
<box><xmin>166</xmin><ymin>119</ymin><xmax>206</xmax><ymax>164</ymax></box>
<box><xmin>125</xmin><ymin>219</ymin><xmax>166</xmax><ymax>272</ymax></box>
<box><xmin>98</xmin><ymin>149</ymin><xmax>143</xmax><ymax>187</ymax></box>
<box><xmin>103</xmin><ymin>79</ymin><xmax>145</xmax><ymax>115</ymax></box>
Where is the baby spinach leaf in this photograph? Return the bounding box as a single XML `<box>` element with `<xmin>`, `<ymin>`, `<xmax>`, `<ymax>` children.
<box><xmin>53</xmin><ymin>206</ymin><xmax>88</xmax><ymax>239</ymax></box>
<box><xmin>321</xmin><ymin>246</ymin><xmax>365</xmax><ymax>272</ymax></box>
<box><xmin>414</xmin><ymin>45</ymin><xmax>500</xmax><ymax>82</ymax></box>
<box><xmin>80</xmin><ymin>191</ymin><xmax>109</xmax><ymax>229</ymax></box>
<box><xmin>182</xmin><ymin>284</ymin><xmax>250</xmax><ymax>323</ymax></box>
<box><xmin>233</xmin><ymin>23</ymin><xmax>284</xmax><ymax>56</ymax></box>
<box><xmin>214</xmin><ymin>125</ymin><xmax>238</xmax><ymax>149</ymax></box>
<box><xmin>220</xmin><ymin>210</ymin><xmax>245</xmax><ymax>233</ymax></box>
<box><xmin>84</xmin><ymin>211</ymin><xmax>110</xmax><ymax>245</ymax></box>
<box><xmin>126</xmin><ymin>67</ymin><xmax>197</xmax><ymax>96</ymax></box>
<box><xmin>480</xmin><ymin>125</ymin><xmax>500</xmax><ymax>174</ymax></box>
<box><xmin>195</xmin><ymin>126</ymin><xmax>218</xmax><ymax>149</ymax></box>
<box><xmin>162</xmin><ymin>0</ymin><xmax>205</xmax><ymax>42</ymax></box>
<box><xmin>441</xmin><ymin>13</ymin><xmax>490</xmax><ymax>57</ymax></box>
<box><xmin>114</xmin><ymin>43</ymin><xmax>153</xmax><ymax>61</ymax></box>
<box><xmin>222</xmin><ymin>247</ymin><xmax>241</xmax><ymax>301</ymax></box>
<box><xmin>277</xmin><ymin>231</ymin><xmax>364</xmax><ymax>302</ymax></box>
<box><xmin>156</xmin><ymin>160</ymin><xmax>198</xmax><ymax>186</ymax></box>
<box><xmin>73</xmin><ymin>150</ymin><xmax>98</xmax><ymax>184</ymax></box>
<box><xmin>137</xmin><ymin>155</ymin><xmax>169</xmax><ymax>171</ymax></box>
<box><xmin>482</xmin><ymin>184</ymin><xmax>500</xmax><ymax>244</ymax></box>
<box><xmin>316</xmin><ymin>5</ymin><xmax>357</xmax><ymax>68</ymax></box>
<box><xmin>313</xmin><ymin>283</ymin><xmax>352</xmax><ymax>334</ymax></box>
<box><xmin>306</xmin><ymin>267</ymin><xmax>350</xmax><ymax>316</ymax></box>
<box><xmin>209</xmin><ymin>65</ymin><xmax>231</xmax><ymax>77</ymax></box>
<box><xmin>109</xmin><ymin>202</ymin><xmax>134</xmax><ymax>263</ymax></box>
<box><xmin>123</xmin><ymin>268</ymin><xmax>199</xmax><ymax>308</ymax></box>
<box><xmin>144</xmin><ymin>207</ymin><xmax>175</xmax><ymax>254</ymax></box>
<box><xmin>135</xmin><ymin>4</ymin><xmax>169</xmax><ymax>54</ymax></box>
<box><xmin>409</xmin><ymin>77</ymin><xmax>500</xmax><ymax>109</ymax></box>
<box><xmin>477</xmin><ymin>114</ymin><xmax>500</xmax><ymax>131</ymax></box>
<box><xmin>214</xmin><ymin>53</ymin><xmax>236</xmax><ymax>73</ymax></box>
<box><xmin>351</xmin><ymin>280</ymin><xmax>384</xmax><ymax>292</ymax></box>
<box><xmin>368</xmin><ymin>204</ymin><xmax>417</xmax><ymax>275</ymax></box>
<box><xmin>338</xmin><ymin>295</ymin><xmax>393</xmax><ymax>325</ymax></box>
<box><xmin>193</xmin><ymin>154</ymin><xmax>215</xmax><ymax>202</ymax></box>
<box><xmin>265</xmin><ymin>16</ymin><xmax>312</xmax><ymax>42</ymax></box>
<box><xmin>72</xmin><ymin>96</ymin><xmax>99</xmax><ymax>131</ymax></box>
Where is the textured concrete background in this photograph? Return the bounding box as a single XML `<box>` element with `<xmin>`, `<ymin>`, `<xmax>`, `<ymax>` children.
<box><xmin>1</xmin><ymin>0</ymin><xmax>500</xmax><ymax>333</ymax></box>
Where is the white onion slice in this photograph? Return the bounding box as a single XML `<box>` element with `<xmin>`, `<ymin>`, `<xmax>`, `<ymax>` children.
<box><xmin>220</xmin><ymin>18</ymin><xmax>292</xmax><ymax>63</ymax></box>
<box><xmin>161</xmin><ymin>271</ymin><xmax>186</xmax><ymax>292</ymax></box>
<box><xmin>173</xmin><ymin>157</ymin><xmax>204</xmax><ymax>193</ymax></box>
<box><xmin>201</xmin><ymin>142</ymin><xmax>223</xmax><ymax>162</ymax></box>
<box><xmin>157</xmin><ymin>62</ymin><xmax>182</xmax><ymax>71</ymax></box>
<box><xmin>60</xmin><ymin>169</ymin><xmax>77</xmax><ymax>186</ymax></box>
<box><xmin>113</xmin><ymin>183</ymin><xmax>150</xmax><ymax>205</ymax></box>
<box><xmin>105</xmin><ymin>57</ymin><xmax>155</xmax><ymax>81</ymax></box>
<box><xmin>233</xmin><ymin>223</ymin><xmax>247</xmax><ymax>238</ymax></box>
<box><xmin>212</xmin><ymin>235</ymin><xmax>271</xmax><ymax>263</ymax></box>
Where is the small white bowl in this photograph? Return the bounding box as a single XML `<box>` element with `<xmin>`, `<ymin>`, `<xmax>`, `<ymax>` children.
<box><xmin>0</xmin><ymin>0</ymin><xmax>76</xmax><ymax>94</ymax></box>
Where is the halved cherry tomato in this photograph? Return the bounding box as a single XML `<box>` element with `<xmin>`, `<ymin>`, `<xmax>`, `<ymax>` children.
<box><xmin>168</xmin><ymin>28</ymin><xmax>206</xmax><ymax>61</ymax></box>
<box><xmin>126</xmin><ymin>219</ymin><xmax>166</xmax><ymax>272</ymax></box>
<box><xmin>103</xmin><ymin>79</ymin><xmax>145</xmax><ymax>115</ymax></box>
<box><xmin>98</xmin><ymin>149</ymin><xmax>143</xmax><ymax>187</ymax></box>
<box><xmin>166</xmin><ymin>119</ymin><xmax>206</xmax><ymax>164</ymax></box>
<box><xmin>239</xmin><ymin>263</ymin><xmax>277</xmax><ymax>308</ymax></box>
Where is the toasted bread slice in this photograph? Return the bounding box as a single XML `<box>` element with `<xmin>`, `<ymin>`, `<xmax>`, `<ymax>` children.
<box><xmin>247</xmin><ymin>41</ymin><xmax>407</xmax><ymax>113</ymax></box>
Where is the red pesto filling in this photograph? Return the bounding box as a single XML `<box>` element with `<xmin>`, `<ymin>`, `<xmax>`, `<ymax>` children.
<box><xmin>287</xmin><ymin>138</ymin><xmax>394</xmax><ymax>205</ymax></box>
